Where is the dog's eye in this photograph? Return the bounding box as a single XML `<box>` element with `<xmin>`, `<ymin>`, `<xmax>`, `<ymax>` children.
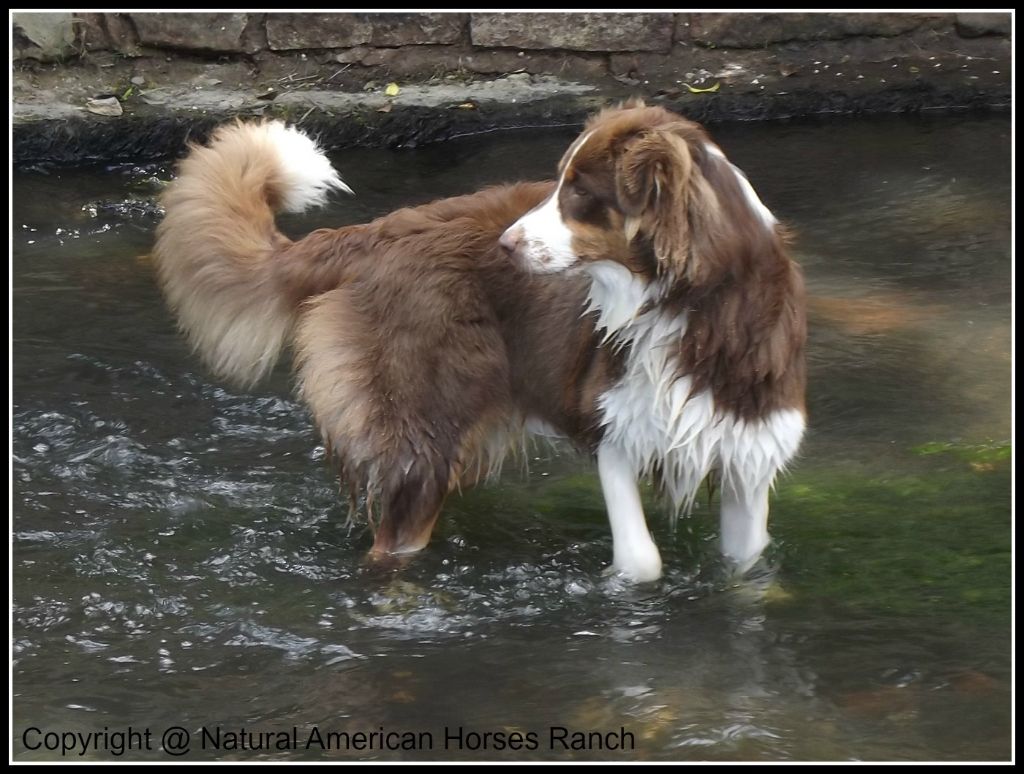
<box><xmin>572</xmin><ymin>185</ymin><xmax>590</xmax><ymax>199</ymax></box>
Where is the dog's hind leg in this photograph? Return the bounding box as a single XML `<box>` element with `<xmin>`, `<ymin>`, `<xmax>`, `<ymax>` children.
<box><xmin>369</xmin><ymin>462</ymin><xmax>449</xmax><ymax>556</ymax></box>
<box><xmin>296</xmin><ymin>283</ymin><xmax>512</xmax><ymax>559</ymax></box>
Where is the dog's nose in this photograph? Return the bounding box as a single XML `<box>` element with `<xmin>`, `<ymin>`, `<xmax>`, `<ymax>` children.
<box><xmin>499</xmin><ymin>225</ymin><xmax>523</xmax><ymax>254</ymax></box>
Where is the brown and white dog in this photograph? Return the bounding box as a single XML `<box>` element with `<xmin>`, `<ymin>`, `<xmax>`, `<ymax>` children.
<box><xmin>153</xmin><ymin>102</ymin><xmax>806</xmax><ymax>582</ymax></box>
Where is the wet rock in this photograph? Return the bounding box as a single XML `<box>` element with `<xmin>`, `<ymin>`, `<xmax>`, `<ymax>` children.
<box><xmin>267</xmin><ymin>13</ymin><xmax>464</xmax><ymax>51</ymax></box>
<box><xmin>130</xmin><ymin>13</ymin><xmax>250</xmax><ymax>53</ymax></box>
<box><xmin>12</xmin><ymin>12</ymin><xmax>77</xmax><ymax>62</ymax></box>
<box><xmin>471</xmin><ymin>12</ymin><xmax>674</xmax><ymax>52</ymax></box>
<box><xmin>955</xmin><ymin>13</ymin><xmax>1011</xmax><ymax>37</ymax></box>
<box><xmin>689</xmin><ymin>12</ymin><xmax>953</xmax><ymax>48</ymax></box>
<box><xmin>190</xmin><ymin>75</ymin><xmax>223</xmax><ymax>88</ymax></box>
<box><xmin>85</xmin><ymin>96</ymin><xmax>123</xmax><ymax>117</ymax></box>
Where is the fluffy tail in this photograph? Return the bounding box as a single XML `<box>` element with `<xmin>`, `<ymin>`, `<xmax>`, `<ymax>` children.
<box><xmin>153</xmin><ymin>121</ymin><xmax>351</xmax><ymax>386</ymax></box>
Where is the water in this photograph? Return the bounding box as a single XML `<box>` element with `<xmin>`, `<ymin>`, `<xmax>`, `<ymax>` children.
<box><xmin>12</xmin><ymin>114</ymin><xmax>1011</xmax><ymax>762</ymax></box>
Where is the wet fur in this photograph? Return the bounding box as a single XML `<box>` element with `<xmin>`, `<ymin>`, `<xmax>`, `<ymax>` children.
<box><xmin>154</xmin><ymin>122</ymin><xmax>615</xmax><ymax>555</ymax></box>
<box><xmin>153</xmin><ymin>105</ymin><xmax>807</xmax><ymax>576</ymax></box>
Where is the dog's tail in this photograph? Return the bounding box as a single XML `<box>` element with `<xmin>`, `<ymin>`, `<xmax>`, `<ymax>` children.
<box><xmin>153</xmin><ymin>121</ymin><xmax>351</xmax><ymax>387</ymax></box>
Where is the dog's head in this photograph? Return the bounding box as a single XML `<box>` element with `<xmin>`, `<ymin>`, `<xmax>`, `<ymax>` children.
<box><xmin>500</xmin><ymin>101</ymin><xmax>780</xmax><ymax>287</ymax></box>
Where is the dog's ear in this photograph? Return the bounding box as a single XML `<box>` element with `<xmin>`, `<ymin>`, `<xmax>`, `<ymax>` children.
<box><xmin>615</xmin><ymin>123</ymin><xmax>728</xmax><ymax>284</ymax></box>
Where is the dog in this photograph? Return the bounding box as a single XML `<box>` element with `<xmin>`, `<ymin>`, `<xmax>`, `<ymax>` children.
<box><xmin>153</xmin><ymin>101</ymin><xmax>806</xmax><ymax>583</ymax></box>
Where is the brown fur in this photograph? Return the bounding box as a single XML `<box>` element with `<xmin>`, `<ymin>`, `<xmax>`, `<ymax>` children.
<box><xmin>153</xmin><ymin>103</ymin><xmax>806</xmax><ymax>558</ymax></box>
<box><xmin>548</xmin><ymin>103</ymin><xmax>807</xmax><ymax>420</ymax></box>
<box><xmin>154</xmin><ymin>127</ymin><xmax>619</xmax><ymax>553</ymax></box>
<box><xmin>286</xmin><ymin>196</ymin><xmax>622</xmax><ymax>553</ymax></box>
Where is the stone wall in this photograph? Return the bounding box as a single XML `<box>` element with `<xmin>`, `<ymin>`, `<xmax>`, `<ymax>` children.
<box><xmin>12</xmin><ymin>12</ymin><xmax>1012</xmax><ymax>165</ymax></box>
<box><xmin>13</xmin><ymin>11</ymin><xmax>1011</xmax><ymax>79</ymax></box>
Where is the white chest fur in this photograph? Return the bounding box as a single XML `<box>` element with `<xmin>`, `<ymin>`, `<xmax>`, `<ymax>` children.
<box><xmin>585</xmin><ymin>261</ymin><xmax>804</xmax><ymax>516</ymax></box>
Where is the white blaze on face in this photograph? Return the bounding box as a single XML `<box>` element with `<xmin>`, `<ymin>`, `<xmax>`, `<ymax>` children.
<box><xmin>503</xmin><ymin>130</ymin><xmax>595</xmax><ymax>272</ymax></box>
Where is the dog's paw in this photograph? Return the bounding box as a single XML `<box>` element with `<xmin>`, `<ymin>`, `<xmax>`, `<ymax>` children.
<box><xmin>607</xmin><ymin>545</ymin><xmax>663</xmax><ymax>583</ymax></box>
<box><xmin>721</xmin><ymin>541</ymin><xmax>778</xmax><ymax>581</ymax></box>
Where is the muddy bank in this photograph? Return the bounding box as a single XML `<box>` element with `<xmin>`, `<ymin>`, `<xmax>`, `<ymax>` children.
<box><xmin>12</xmin><ymin>12</ymin><xmax>1011</xmax><ymax>165</ymax></box>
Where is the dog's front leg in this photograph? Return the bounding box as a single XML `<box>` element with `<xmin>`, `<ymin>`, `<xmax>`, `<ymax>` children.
<box><xmin>597</xmin><ymin>442</ymin><xmax>662</xmax><ymax>582</ymax></box>
<box><xmin>719</xmin><ymin>472</ymin><xmax>771</xmax><ymax>573</ymax></box>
